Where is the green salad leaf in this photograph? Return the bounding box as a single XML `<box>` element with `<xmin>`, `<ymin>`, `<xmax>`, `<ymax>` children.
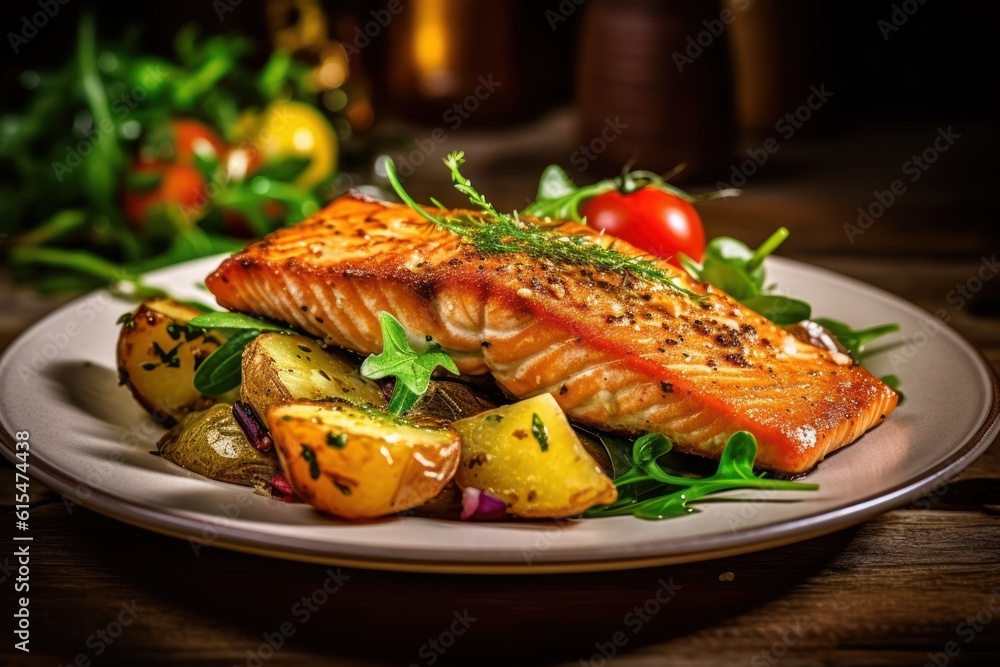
<box><xmin>586</xmin><ymin>431</ymin><xmax>818</xmax><ymax>520</ymax></box>
<box><xmin>812</xmin><ymin>318</ymin><xmax>901</xmax><ymax>359</ymax></box>
<box><xmin>192</xmin><ymin>329</ymin><xmax>260</xmax><ymax>396</ymax></box>
<box><xmin>360</xmin><ymin>312</ymin><xmax>460</xmax><ymax>414</ymax></box>
<box><xmin>679</xmin><ymin>228</ymin><xmax>812</xmax><ymax>324</ymax></box>
<box><xmin>189</xmin><ymin>312</ymin><xmax>295</xmax><ymax>396</ymax></box>
<box><xmin>188</xmin><ymin>312</ymin><xmax>294</xmax><ymax>333</ymax></box>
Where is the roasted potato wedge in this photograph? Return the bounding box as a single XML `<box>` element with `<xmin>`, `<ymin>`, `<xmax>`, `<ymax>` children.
<box><xmin>117</xmin><ymin>298</ymin><xmax>229</xmax><ymax>426</ymax></box>
<box><xmin>408</xmin><ymin>380</ymin><xmax>498</xmax><ymax>422</ymax></box>
<box><xmin>452</xmin><ymin>394</ymin><xmax>617</xmax><ymax>518</ymax></box>
<box><xmin>158</xmin><ymin>403</ymin><xmax>279</xmax><ymax>486</ymax></box>
<box><xmin>266</xmin><ymin>400</ymin><xmax>461</xmax><ymax>519</ymax></box>
<box><xmin>241</xmin><ymin>333</ymin><xmax>385</xmax><ymax>420</ymax></box>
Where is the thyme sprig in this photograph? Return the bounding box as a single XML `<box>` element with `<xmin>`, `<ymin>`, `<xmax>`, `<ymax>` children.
<box><xmin>384</xmin><ymin>151</ymin><xmax>698</xmax><ymax>297</ymax></box>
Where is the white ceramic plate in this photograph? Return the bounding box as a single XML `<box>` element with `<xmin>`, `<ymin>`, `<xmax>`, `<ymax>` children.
<box><xmin>1</xmin><ymin>256</ymin><xmax>996</xmax><ymax>573</ymax></box>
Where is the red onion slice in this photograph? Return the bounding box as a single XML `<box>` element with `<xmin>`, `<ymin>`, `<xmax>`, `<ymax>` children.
<box><xmin>233</xmin><ymin>401</ymin><xmax>273</xmax><ymax>452</ymax></box>
<box><xmin>267</xmin><ymin>473</ymin><xmax>301</xmax><ymax>503</ymax></box>
<box><xmin>460</xmin><ymin>487</ymin><xmax>507</xmax><ymax>521</ymax></box>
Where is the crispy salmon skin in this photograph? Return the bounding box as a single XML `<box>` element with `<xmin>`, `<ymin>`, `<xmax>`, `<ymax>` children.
<box><xmin>207</xmin><ymin>191</ymin><xmax>897</xmax><ymax>474</ymax></box>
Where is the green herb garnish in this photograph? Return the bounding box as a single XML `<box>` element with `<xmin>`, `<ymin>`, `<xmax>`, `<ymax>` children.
<box><xmin>301</xmin><ymin>447</ymin><xmax>320</xmax><ymax>480</ymax></box>
<box><xmin>326</xmin><ymin>433</ymin><xmax>347</xmax><ymax>448</ymax></box>
<box><xmin>384</xmin><ymin>152</ymin><xmax>698</xmax><ymax>297</ymax></box>
<box><xmin>586</xmin><ymin>431</ymin><xmax>818</xmax><ymax>520</ymax></box>
<box><xmin>188</xmin><ymin>312</ymin><xmax>294</xmax><ymax>396</ymax></box>
<box><xmin>151</xmin><ymin>341</ymin><xmax>181</xmax><ymax>368</ymax></box>
<box><xmin>188</xmin><ymin>312</ymin><xmax>294</xmax><ymax>333</ymax></box>
<box><xmin>359</xmin><ymin>312</ymin><xmax>460</xmax><ymax>415</ymax></box>
<box><xmin>192</xmin><ymin>329</ymin><xmax>259</xmax><ymax>396</ymax></box>
<box><xmin>530</xmin><ymin>413</ymin><xmax>549</xmax><ymax>452</ymax></box>
<box><xmin>116</xmin><ymin>312</ymin><xmax>135</xmax><ymax>329</ymax></box>
<box><xmin>813</xmin><ymin>318</ymin><xmax>901</xmax><ymax>359</ymax></box>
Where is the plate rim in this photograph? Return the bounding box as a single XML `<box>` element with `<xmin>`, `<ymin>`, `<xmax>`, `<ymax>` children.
<box><xmin>1</xmin><ymin>256</ymin><xmax>997</xmax><ymax>574</ymax></box>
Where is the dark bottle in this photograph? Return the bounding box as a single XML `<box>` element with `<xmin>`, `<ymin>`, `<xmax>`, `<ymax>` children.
<box><xmin>577</xmin><ymin>0</ymin><xmax>736</xmax><ymax>182</ymax></box>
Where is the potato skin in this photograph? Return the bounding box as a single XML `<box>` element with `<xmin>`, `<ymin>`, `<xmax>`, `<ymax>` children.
<box><xmin>117</xmin><ymin>298</ymin><xmax>227</xmax><ymax>426</ymax></box>
<box><xmin>266</xmin><ymin>400</ymin><xmax>461</xmax><ymax>519</ymax></box>
<box><xmin>452</xmin><ymin>394</ymin><xmax>617</xmax><ymax>519</ymax></box>
<box><xmin>157</xmin><ymin>403</ymin><xmax>279</xmax><ymax>486</ymax></box>
<box><xmin>241</xmin><ymin>333</ymin><xmax>385</xmax><ymax>421</ymax></box>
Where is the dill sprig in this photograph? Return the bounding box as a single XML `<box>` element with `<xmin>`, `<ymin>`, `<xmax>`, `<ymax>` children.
<box><xmin>384</xmin><ymin>152</ymin><xmax>698</xmax><ymax>297</ymax></box>
<box><xmin>473</xmin><ymin>221</ymin><xmax>699</xmax><ymax>294</ymax></box>
<box><xmin>444</xmin><ymin>151</ymin><xmax>509</xmax><ymax>223</ymax></box>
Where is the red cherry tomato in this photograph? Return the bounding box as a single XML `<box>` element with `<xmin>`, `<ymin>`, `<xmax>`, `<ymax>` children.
<box><xmin>122</xmin><ymin>161</ymin><xmax>207</xmax><ymax>229</ymax></box>
<box><xmin>169</xmin><ymin>119</ymin><xmax>227</xmax><ymax>166</ymax></box>
<box><xmin>581</xmin><ymin>187</ymin><xmax>706</xmax><ymax>265</ymax></box>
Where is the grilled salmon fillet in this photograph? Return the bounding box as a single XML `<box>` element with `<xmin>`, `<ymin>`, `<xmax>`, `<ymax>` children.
<box><xmin>207</xmin><ymin>191</ymin><xmax>897</xmax><ymax>474</ymax></box>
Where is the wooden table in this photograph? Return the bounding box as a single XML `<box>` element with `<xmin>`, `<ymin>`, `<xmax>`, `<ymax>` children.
<box><xmin>2</xmin><ymin>117</ymin><xmax>999</xmax><ymax>666</ymax></box>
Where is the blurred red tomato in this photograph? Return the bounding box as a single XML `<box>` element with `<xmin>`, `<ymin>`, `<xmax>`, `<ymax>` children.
<box><xmin>122</xmin><ymin>161</ymin><xmax>206</xmax><ymax>229</ymax></box>
<box><xmin>169</xmin><ymin>119</ymin><xmax>227</xmax><ymax>166</ymax></box>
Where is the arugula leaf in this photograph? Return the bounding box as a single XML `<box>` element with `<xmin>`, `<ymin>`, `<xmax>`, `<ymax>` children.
<box><xmin>812</xmin><ymin>318</ymin><xmax>900</xmax><ymax>359</ymax></box>
<box><xmin>188</xmin><ymin>311</ymin><xmax>293</xmax><ymax>333</ymax></box>
<box><xmin>522</xmin><ymin>165</ymin><xmax>616</xmax><ymax>222</ymax></box>
<box><xmin>360</xmin><ymin>312</ymin><xmax>460</xmax><ymax>415</ymax></box>
<box><xmin>586</xmin><ymin>431</ymin><xmax>818</xmax><ymax>520</ymax></box>
<box><xmin>193</xmin><ymin>329</ymin><xmax>259</xmax><ymax>396</ymax></box>
<box><xmin>680</xmin><ymin>228</ymin><xmax>814</xmax><ymax>324</ymax></box>
<box><xmin>682</xmin><ymin>229</ymin><xmax>786</xmax><ymax>298</ymax></box>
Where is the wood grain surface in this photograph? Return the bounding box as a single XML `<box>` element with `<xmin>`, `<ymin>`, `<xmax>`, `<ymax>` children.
<box><xmin>2</xmin><ymin>118</ymin><xmax>998</xmax><ymax>666</ymax></box>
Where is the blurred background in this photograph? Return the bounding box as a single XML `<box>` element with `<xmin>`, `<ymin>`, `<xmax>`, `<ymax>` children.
<box><xmin>2</xmin><ymin>4</ymin><xmax>1000</xmax><ymax>665</ymax></box>
<box><xmin>0</xmin><ymin>0</ymin><xmax>996</xmax><ymax>306</ymax></box>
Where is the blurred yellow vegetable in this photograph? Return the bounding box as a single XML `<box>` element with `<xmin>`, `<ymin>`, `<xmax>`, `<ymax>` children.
<box><xmin>254</xmin><ymin>101</ymin><xmax>338</xmax><ymax>188</ymax></box>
